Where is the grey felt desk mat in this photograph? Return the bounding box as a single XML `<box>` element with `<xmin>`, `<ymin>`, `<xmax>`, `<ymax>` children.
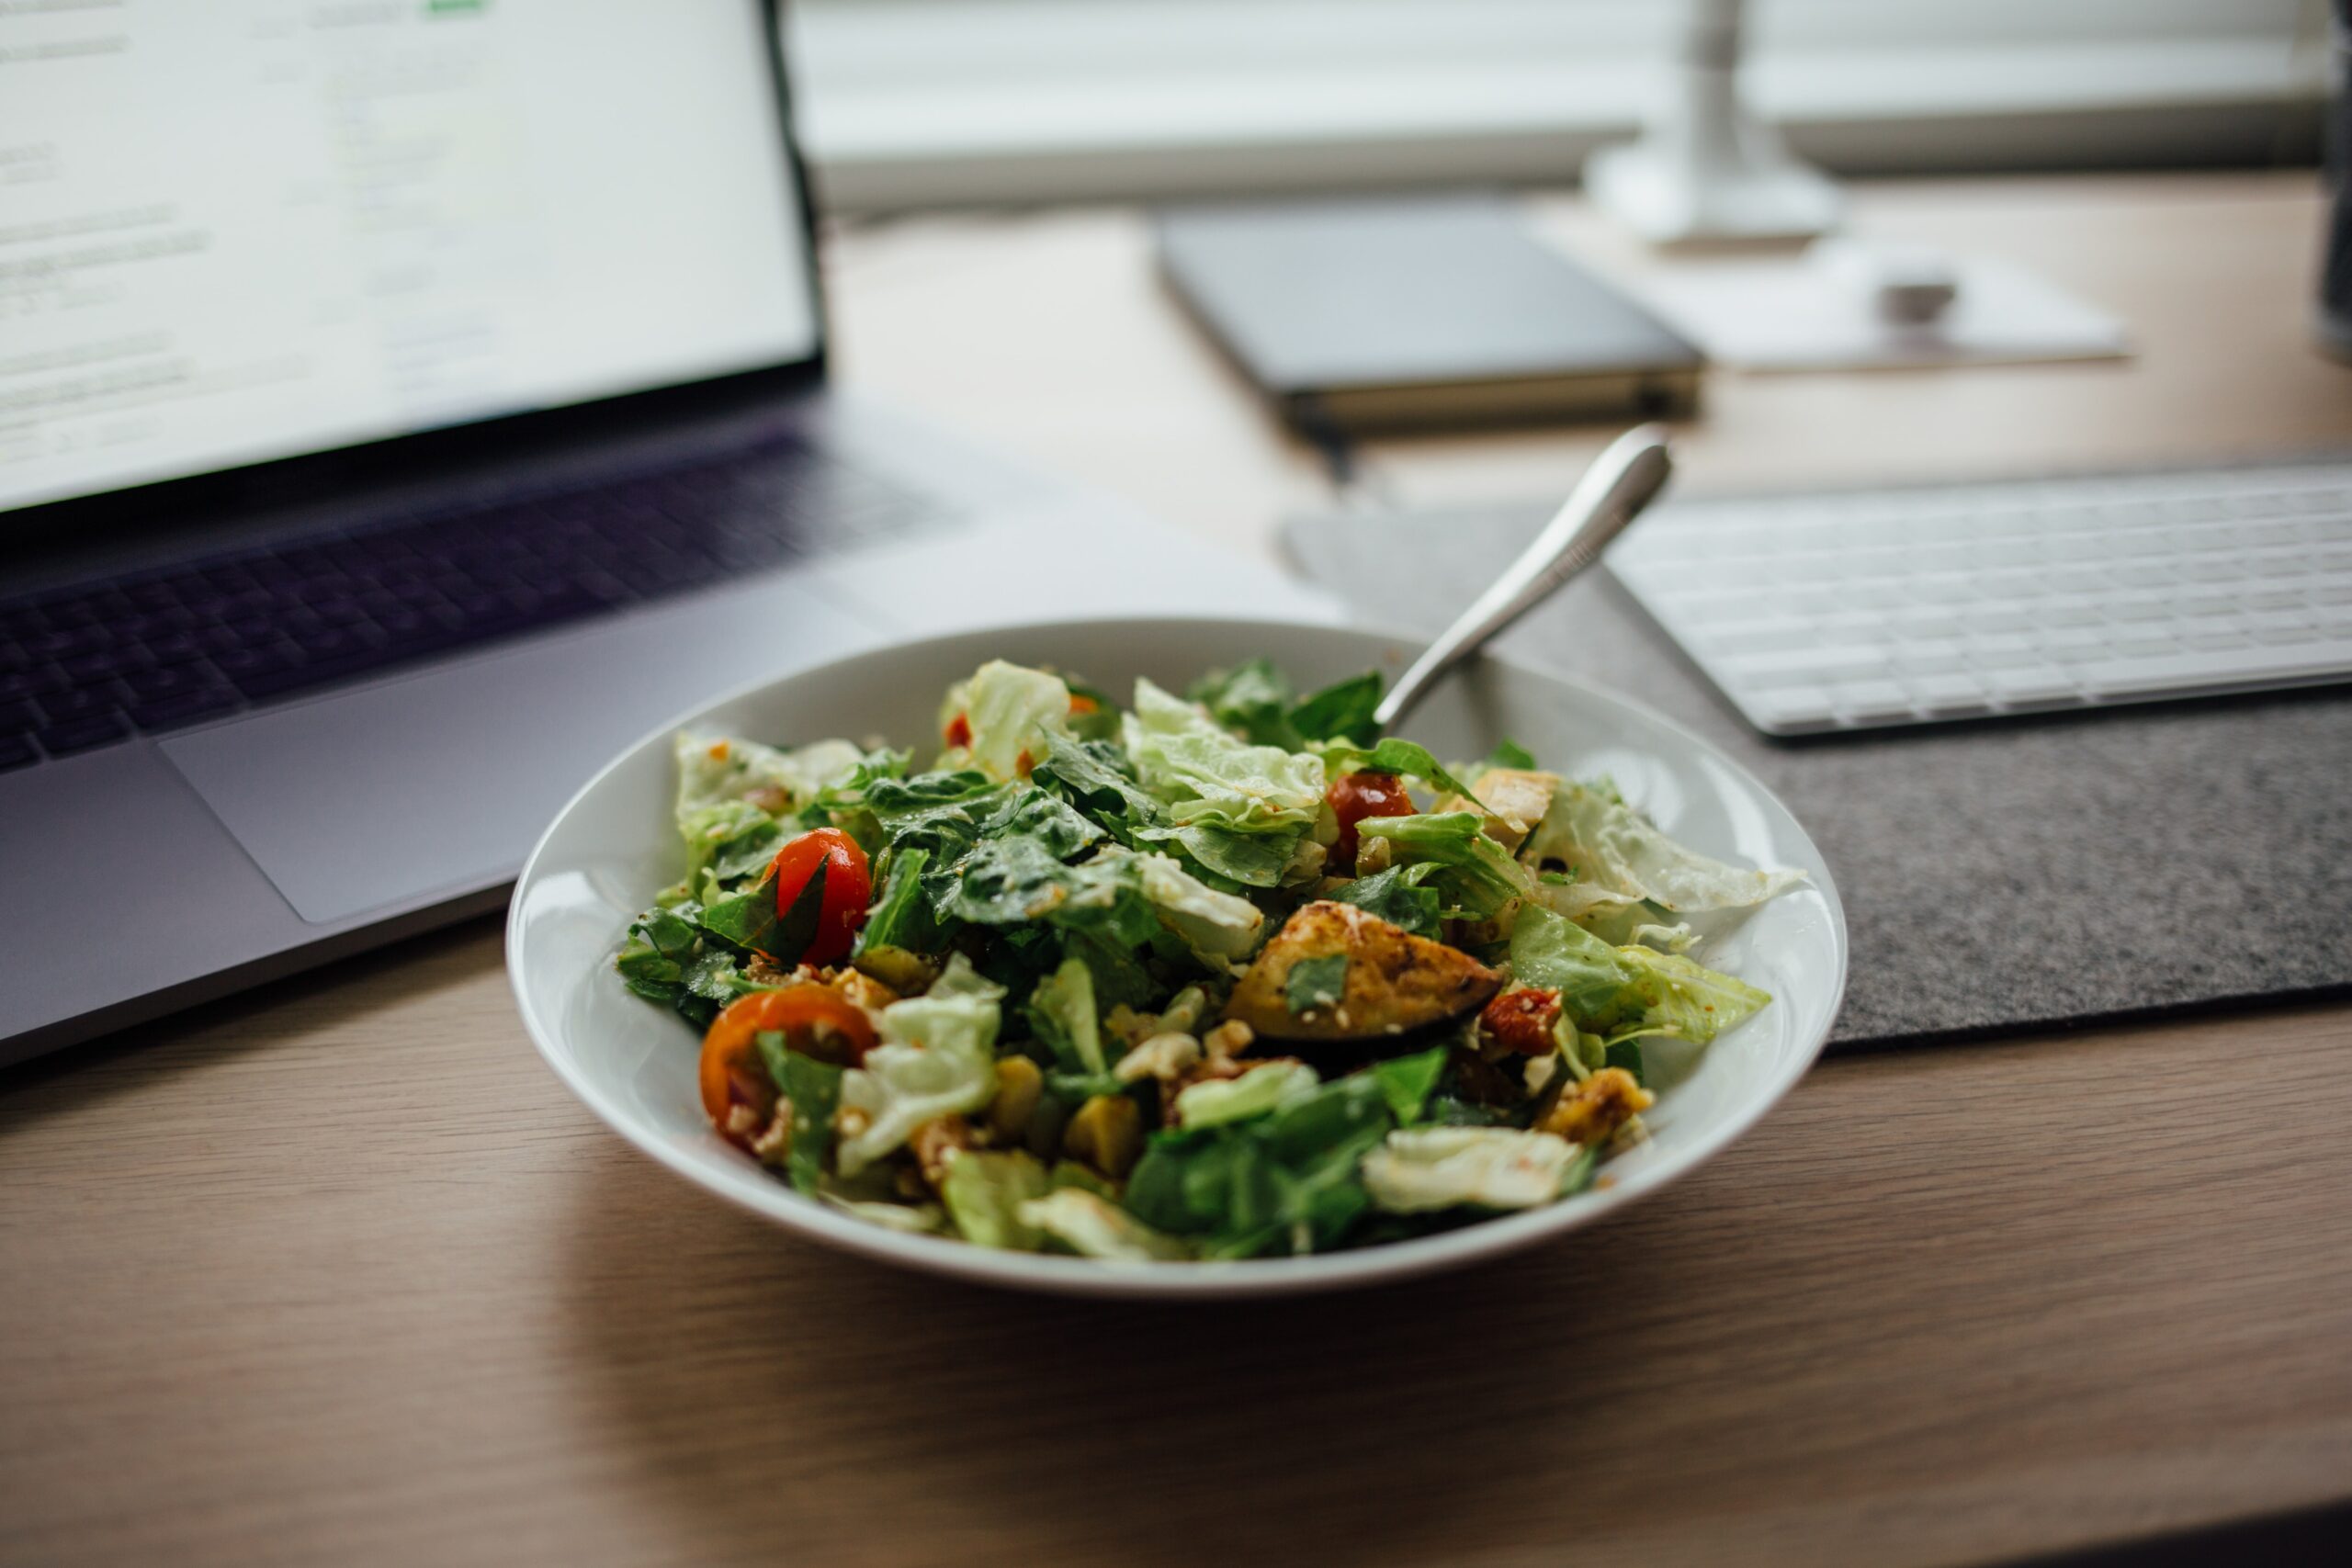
<box><xmin>1284</xmin><ymin>502</ymin><xmax>2352</xmax><ymax>1049</ymax></box>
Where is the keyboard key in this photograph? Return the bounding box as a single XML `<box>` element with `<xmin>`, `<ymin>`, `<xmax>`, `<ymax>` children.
<box><xmin>1986</xmin><ymin>669</ymin><xmax>2080</xmax><ymax>708</ymax></box>
<box><xmin>1744</xmin><ymin>686</ymin><xmax>1839</xmax><ymax>732</ymax></box>
<box><xmin>1832</xmin><ymin>680</ymin><xmax>1917</xmax><ymax>722</ymax></box>
<box><xmin>127</xmin><ymin>688</ymin><xmax>243</xmax><ymax>732</ymax></box>
<box><xmin>1910</xmin><ymin>672</ymin><xmax>1993</xmax><ymax>716</ymax></box>
<box><xmin>36</xmin><ymin>715</ymin><xmax>130</xmax><ymax>756</ymax></box>
<box><xmin>2078</xmin><ymin>643</ymin><xmax>2352</xmax><ymax>698</ymax></box>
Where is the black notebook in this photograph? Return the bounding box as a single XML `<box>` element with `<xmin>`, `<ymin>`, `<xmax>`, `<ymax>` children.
<box><xmin>1154</xmin><ymin>193</ymin><xmax>1702</xmax><ymax>434</ymax></box>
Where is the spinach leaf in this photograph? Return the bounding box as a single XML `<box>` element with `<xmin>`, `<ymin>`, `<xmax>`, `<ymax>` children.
<box><xmin>1025</xmin><ymin>957</ymin><xmax>1104</xmax><ymax>1074</ymax></box>
<box><xmin>1485</xmin><ymin>739</ymin><xmax>1539</xmax><ymax>771</ymax></box>
<box><xmin>682</xmin><ymin>947</ymin><xmax>764</xmax><ymax>1005</ymax></box>
<box><xmin>1186</xmin><ymin>658</ymin><xmax>1297</xmax><ymax>748</ymax></box>
<box><xmin>754</xmin><ymin>1037</ymin><xmax>844</xmax><ymax>1195</ymax></box>
<box><xmin>1030</xmin><ymin>733</ymin><xmax>1162</xmax><ymax>829</ymax></box>
<box><xmin>1125</xmin><ymin>1072</ymin><xmax>1396</xmax><ymax>1255</ymax></box>
<box><xmin>934</xmin><ymin>839</ymin><xmax>1159</xmax><ymax>949</ymax></box>
<box><xmin>1603</xmin><ymin>1038</ymin><xmax>1647</xmax><ymax>1087</ymax></box>
<box><xmin>696</xmin><ymin>873</ymin><xmax>783</xmax><ymax>954</ymax></box>
<box><xmin>616</xmin><ymin>904</ymin><xmax>702</xmax><ymax>1000</ymax></box>
<box><xmin>1370</xmin><ymin>1046</ymin><xmax>1449</xmax><ymax>1125</ymax></box>
<box><xmin>1329</xmin><ymin>862</ymin><xmax>1445</xmax><ymax>938</ymax></box>
<box><xmin>1285</xmin><ymin>953</ymin><xmax>1349</xmax><ymax>1016</ymax></box>
<box><xmin>856</xmin><ymin>845</ymin><xmax>944</xmax><ymax>956</ymax></box>
<box><xmin>865</xmin><ymin>770</ymin><xmax>1006</xmax><ymax>859</ymax></box>
<box><xmin>975</xmin><ymin>784</ymin><xmax>1102</xmax><ymax>862</ymax></box>
<box><xmin>1287</xmin><ymin>671</ymin><xmax>1385</xmax><ymax>746</ymax></box>
<box><xmin>700</xmin><ymin>865</ymin><xmax>825</xmax><ymax>964</ymax></box>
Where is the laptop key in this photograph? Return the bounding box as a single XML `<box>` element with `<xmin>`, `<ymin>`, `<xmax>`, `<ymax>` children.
<box><xmin>36</xmin><ymin>714</ymin><xmax>130</xmax><ymax>756</ymax></box>
<box><xmin>127</xmin><ymin>688</ymin><xmax>243</xmax><ymax>732</ymax></box>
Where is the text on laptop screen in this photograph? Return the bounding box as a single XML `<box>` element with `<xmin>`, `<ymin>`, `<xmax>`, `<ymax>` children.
<box><xmin>0</xmin><ymin>1</ymin><xmax>819</xmax><ymax>513</ymax></box>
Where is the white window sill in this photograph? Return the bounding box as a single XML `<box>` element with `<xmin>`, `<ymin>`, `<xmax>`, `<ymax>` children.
<box><xmin>787</xmin><ymin>9</ymin><xmax>2325</xmax><ymax>211</ymax></box>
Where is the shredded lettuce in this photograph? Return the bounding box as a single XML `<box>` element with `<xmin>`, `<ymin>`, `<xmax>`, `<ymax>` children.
<box><xmin>1174</xmin><ymin>1060</ymin><xmax>1321</xmax><ymax>1130</ymax></box>
<box><xmin>948</xmin><ymin>660</ymin><xmax>1075</xmax><ymax>783</ymax></box>
<box><xmin>674</xmin><ymin>732</ymin><xmax>863</xmax><ymax>823</ymax></box>
<box><xmin>1510</xmin><ymin>905</ymin><xmax>1770</xmax><ymax>1045</ymax></box>
<box><xmin>1521</xmin><ymin>779</ymin><xmax>1805</xmax><ymax>937</ymax></box>
<box><xmin>940</xmin><ymin>1149</ymin><xmax>1054</xmax><ymax>1249</ymax></box>
<box><xmin>1361</xmin><ymin>1127</ymin><xmax>1584</xmax><ymax>1212</ymax></box>
<box><xmin>836</xmin><ymin>956</ymin><xmax>1005</xmax><ymax>1175</ymax></box>
<box><xmin>1355</xmin><ymin>811</ymin><xmax>1535</xmax><ymax>919</ymax></box>
<box><xmin>1131</xmin><ymin>850</ymin><xmax>1266</xmax><ymax>964</ymax></box>
<box><xmin>1017</xmin><ymin>1189</ymin><xmax>1194</xmax><ymax>1261</ymax></box>
<box><xmin>1123</xmin><ymin>678</ymin><xmax>1326</xmax><ymax>834</ymax></box>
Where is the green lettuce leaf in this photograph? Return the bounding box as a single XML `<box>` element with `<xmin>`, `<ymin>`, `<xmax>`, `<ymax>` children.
<box><xmin>953</xmin><ymin>660</ymin><xmax>1074</xmax><ymax>784</ymax></box>
<box><xmin>1173</xmin><ymin>1060</ymin><xmax>1320</xmax><ymax>1130</ymax></box>
<box><xmin>1360</xmin><ymin>1126</ymin><xmax>1582</xmax><ymax>1212</ymax></box>
<box><xmin>1133</xmin><ymin>819</ymin><xmax>1304</xmax><ymax>888</ymax></box>
<box><xmin>1123</xmin><ymin>678</ymin><xmax>1325</xmax><ymax>835</ymax></box>
<box><xmin>836</xmin><ymin>956</ymin><xmax>1006</xmax><ymax>1175</ymax></box>
<box><xmin>1509</xmin><ymin>905</ymin><xmax>1770</xmax><ymax>1044</ymax></box>
<box><xmin>1016</xmin><ymin>1189</ymin><xmax>1194</xmax><ymax>1261</ymax></box>
<box><xmin>1317</xmin><ymin>738</ymin><xmax>1484</xmax><ymax>805</ymax></box>
<box><xmin>1521</xmin><ymin>779</ymin><xmax>1806</xmax><ymax>938</ymax></box>
<box><xmin>940</xmin><ymin>1149</ymin><xmax>1054</xmax><ymax>1249</ymax></box>
<box><xmin>1355</xmin><ymin>812</ymin><xmax>1535</xmax><ymax>919</ymax></box>
<box><xmin>1128</xmin><ymin>850</ymin><xmax>1267</xmax><ymax>964</ymax></box>
<box><xmin>674</xmin><ymin>732</ymin><xmax>864</xmax><ymax>824</ymax></box>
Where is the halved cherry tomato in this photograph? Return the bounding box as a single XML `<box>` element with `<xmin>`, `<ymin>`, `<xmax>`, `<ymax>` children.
<box><xmin>700</xmin><ymin>984</ymin><xmax>881</xmax><ymax>1148</ymax></box>
<box><xmin>944</xmin><ymin>712</ymin><xmax>972</xmax><ymax>749</ymax></box>
<box><xmin>769</xmin><ymin>827</ymin><xmax>871</xmax><ymax>966</ymax></box>
<box><xmin>1068</xmin><ymin>693</ymin><xmax>1100</xmax><ymax>716</ymax></box>
<box><xmin>1327</xmin><ymin>769</ymin><xmax>1416</xmax><ymax>873</ymax></box>
<box><xmin>1481</xmin><ymin>987</ymin><xmax>1563</xmax><ymax>1054</ymax></box>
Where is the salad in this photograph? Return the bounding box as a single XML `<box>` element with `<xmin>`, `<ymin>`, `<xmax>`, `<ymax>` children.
<box><xmin>616</xmin><ymin>657</ymin><xmax>1804</xmax><ymax>1263</ymax></box>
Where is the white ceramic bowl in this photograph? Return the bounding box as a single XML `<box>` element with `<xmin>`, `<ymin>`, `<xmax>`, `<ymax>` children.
<box><xmin>507</xmin><ymin>617</ymin><xmax>1847</xmax><ymax>1299</ymax></box>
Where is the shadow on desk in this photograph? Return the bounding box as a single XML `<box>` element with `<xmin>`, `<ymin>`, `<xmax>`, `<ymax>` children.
<box><xmin>555</xmin><ymin>1153</ymin><xmax>1707</xmax><ymax>1567</ymax></box>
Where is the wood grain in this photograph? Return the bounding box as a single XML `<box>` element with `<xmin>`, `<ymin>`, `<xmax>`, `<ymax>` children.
<box><xmin>6</xmin><ymin>174</ymin><xmax>2351</xmax><ymax>1567</ymax></box>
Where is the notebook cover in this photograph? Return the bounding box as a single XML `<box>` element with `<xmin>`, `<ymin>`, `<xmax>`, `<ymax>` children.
<box><xmin>1283</xmin><ymin>501</ymin><xmax>2352</xmax><ymax>1050</ymax></box>
<box><xmin>1156</xmin><ymin>194</ymin><xmax>1702</xmax><ymax>429</ymax></box>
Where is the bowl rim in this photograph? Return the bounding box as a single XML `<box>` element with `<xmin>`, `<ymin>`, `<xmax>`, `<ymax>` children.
<box><xmin>505</xmin><ymin>614</ymin><xmax>1848</xmax><ymax>1300</ymax></box>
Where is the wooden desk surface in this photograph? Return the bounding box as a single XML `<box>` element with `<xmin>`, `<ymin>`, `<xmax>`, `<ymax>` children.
<box><xmin>6</xmin><ymin>174</ymin><xmax>2349</xmax><ymax>1568</ymax></box>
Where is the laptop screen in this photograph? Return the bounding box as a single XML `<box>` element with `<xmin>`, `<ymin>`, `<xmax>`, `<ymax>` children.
<box><xmin>0</xmin><ymin>1</ymin><xmax>820</xmax><ymax>514</ymax></box>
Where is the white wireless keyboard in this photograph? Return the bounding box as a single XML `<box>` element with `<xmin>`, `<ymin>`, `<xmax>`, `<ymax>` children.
<box><xmin>1604</xmin><ymin>457</ymin><xmax>2352</xmax><ymax>735</ymax></box>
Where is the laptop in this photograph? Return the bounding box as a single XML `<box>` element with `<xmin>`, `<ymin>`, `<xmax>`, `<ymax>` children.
<box><xmin>0</xmin><ymin>2</ymin><xmax>1317</xmax><ymax>1066</ymax></box>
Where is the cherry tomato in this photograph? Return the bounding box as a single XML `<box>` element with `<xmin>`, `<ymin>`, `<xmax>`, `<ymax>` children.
<box><xmin>944</xmin><ymin>712</ymin><xmax>972</xmax><ymax>749</ymax></box>
<box><xmin>1327</xmin><ymin>769</ymin><xmax>1416</xmax><ymax>873</ymax></box>
<box><xmin>770</xmin><ymin>827</ymin><xmax>872</xmax><ymax>966</ymax></box>
<box><xmin>700</xmin><ymin>984</ymin><xmax>881</xmax><ymax>1148</ymax></box>
<box><xmin>1480</xmin><ymin>987</ymin><xmax>1563</xmax><ymax>1054</ymax></box>
<box><xmin>1068</xmin><ymin>693</ymin><xmax>1101</xmax><ymax>716</ymax></box>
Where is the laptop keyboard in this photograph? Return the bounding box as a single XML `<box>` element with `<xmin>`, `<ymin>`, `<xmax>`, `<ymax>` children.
<box><xmin>0</xmin><ymin>434</ymin><xmax>932</xmax><ymax>772</ymax></box>
<box><xmin>1605</xmin><ymin>457</ymin><xmax>2352</xmax><ymax>734</ymax></box>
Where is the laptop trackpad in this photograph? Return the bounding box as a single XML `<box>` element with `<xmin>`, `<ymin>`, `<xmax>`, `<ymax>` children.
<box><xmin>160</xmin><ymin>579</ymin><xmax>876</xmax><ymax>926</ymax></box>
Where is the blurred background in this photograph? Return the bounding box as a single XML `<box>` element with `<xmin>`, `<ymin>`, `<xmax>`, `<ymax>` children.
<box><xmin>783</xmin><ymin>0</ymin><xmax>2327</xmax><ymax>212</ymax></box>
